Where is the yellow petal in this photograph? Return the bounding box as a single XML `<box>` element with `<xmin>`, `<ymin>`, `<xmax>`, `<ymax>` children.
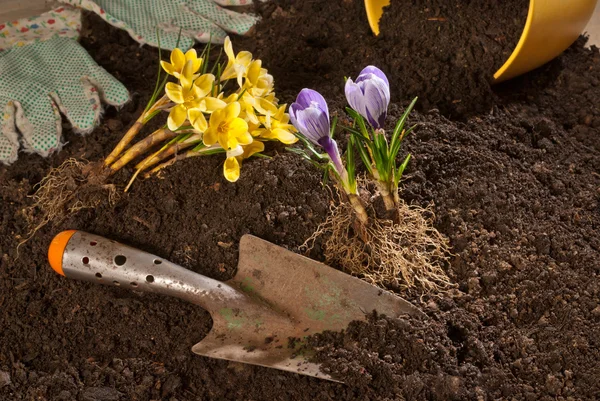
<box><xmin>185</xmin><ymin>49</ymin><xmax>202</xmax><ymax>73</ymax></box>
<box><xmin>195</xmin><ymin>74</ymin><xmax>215</xmax><ymax>97</ymax></box>
<box><xmin>160</xmin><ymin>60</ymin><xmax>177</xmax><ymax>77</ymax></box>
<box><xmin>165</xmin><ymin>83</ymin><xmax>184</xmax><ymax>104</ymax></box>
<box><xmin>271</xmin><ymin>128</ymin><xmax>298</xmax><ymax>144</ymax></box>
<box><xmin>228</xmin><ymin>119</ymin><xmax>251</xmax><ymax>143</ymax></box>
<box><xmin>246</xmin><ymin>60</ymin><xmax>262</xmax><ymax>84</ymax></box>
<box><xmin>209</xmin><ymin>107</ymin><xmax>225</xmax><ymax>129</ymax></box>
<box><xmin>235</xmin><ymin>67</ymin><xmax>245</xmax><ymax>88</ymax></box>
<box><xmin>251</xmin><ymin>128</ymin><xmax>265</xmax><ymax>137</ymax></box>
<box><xmin>244</xmin><ymin>107</ymin><xmax>260</xmax><ymax>125</ymax></box>
<box><xmin>256</xmin><ymin>97</ymin><xmax>278</xmax><ymax>115</ymax></box>
<box><xmin>181</xmin><ymin>60</ymin><xmax>196</xmax><ymax>83</ymax></box>
<box><xmin>200</xmin><ymin>97</ymin><xmax>227</xmax><ymax>113</ymax></box>
<box><xmin>184</xmin><ymin>84</ymin><xmax>202</xmax><ymax>107</ymax></box>
<box><xmin>224</xmin><ymin>157</ymin><xmax>240</xmax><ymax>182</ymax></box>
<box><xmin>224</xmin><ymin>93</ymin><xmax>239</xmax><ymax>104</ymax></box>
<box><xmin>170</xmin><ymin>48</ymin><xmax>185</xmax><ymax>71</ymax></box>
<box><xmin>188</xmin><ymin>109</ymin><xmax>208</xmax><ymax>132</ymax></box>
<box><xmin>241</xmin><ymin>141</ymin><xmax>264</xmax><ymax>159</ymax></box>
<box><xmin>275</xmin><ymin>105</ymin><xmax>286</xmax><ymax>121</ymax></box>
<box><xmin>220</xmin><ymin>66</ymin><xmax>235</xmax><ymax>82</ymax></box>
<box><xmin>236</xmin><ymin>131</ymin><xmax>253</xmax><ymax>146</ymax></box>
<box><xmin>203</xmin><ymin>127</ymin><xmax>218</xmax><ymax>146</ymax></box>
<box><xmin>224</xmin><ymin>102</ymin><xmax>241</xmax><ymax>122</ymax></box>
<box><xmin>236</xmin><ymin>51</ymin><xmax>253</xmax><ymax>67</ymax></box>
<box><xmin>220</xmin><ymin>131</ymin><xmax>235</xmax><ymax>150</ymax></box>
<box><xmin>224</xmin><ymin>37</ymin><xmax>235</xmax><ymax>63</ymax></box>
<box><xmin>168</xmin><ymin>105</ymin><xmax>187</xmax><ymax>131</ymax></box>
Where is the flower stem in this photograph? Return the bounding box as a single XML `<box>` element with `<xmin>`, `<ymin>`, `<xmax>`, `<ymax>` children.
<box><xmin>108</xmin><ymin>128</ymin><xmax>179</xmax><ymax>174</ymax></box>
<box><xmin>104</xmin><ymin>95</ymin><xmax>168</xmax><ymax>168</ymax></box>
<box><xmin>124</xmin><ymin>137</ymin><xmax>201</xmax><ymax>192</ymax></box>
<box><xmin>379</xmin><ymin>184</ymin><xmax>396</xmax><ymax>211</ymax></box>
<box><xmin>377</xmin><ymin>181</ymin><xmax>400</xmax><ymax>222</ymax></box>
<box><xmin>348</xmin><ymin>193</ymin><xmax>369</xmax><ymax>226</ymax></box>
<box><xmin>143</xmin><ymin>150</ymin><xmax>201</xmax><ymax>178</ymax></box>
<box><xmin>134</xmin><ymin>135</ymin><xmax>201</xmax><ymax>172</ymax></box>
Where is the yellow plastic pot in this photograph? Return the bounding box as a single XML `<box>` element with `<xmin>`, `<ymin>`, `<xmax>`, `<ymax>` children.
<box><xmin>365</xmin><ymin>0</ymin><xmax>599</xmax><ymax>83</ymax></box>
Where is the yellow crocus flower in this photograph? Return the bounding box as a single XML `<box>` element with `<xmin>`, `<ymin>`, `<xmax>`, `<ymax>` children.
<box><xmin>160</xmin><ymin>48</ymin><xmax>203</xmax><ymax>79</ymax></box>
<box><xmin>165</xmin><ymin>62</ymin><xmax>214</xmax><ymax>130</ymax></box>
<box><xmin>238</xmin><ymin>91</ymin><xmax>278</xmax><ymax>125</ymax></box>
<box><xmin>221</xmin><ymin>37</ymin><xmax>253</xmax><ymax>88</ymax></box>
<box><xmin>224</xmin><ymin>140</ymin><xmax>265</xmax><ymax>182</ymax></box>
<box><xmin>256</xmin><ymin>105</ymin><xmax>298</xmax><ymax>144</ymax></box>
<box><xmin>244</xmin><ymin>60</ymin><xmax>274</xmax><ymax>97</ymax></box>
<box><xmin>203</xmin><ymin>102</ymin><xmax>251</xmax><ymax>151</ymax></box>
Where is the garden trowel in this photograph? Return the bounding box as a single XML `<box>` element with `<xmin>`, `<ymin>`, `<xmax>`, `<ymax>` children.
<box><xmin>48</xmin><ymin>230</ymin><xmax>423</xmax><ymax>382</ymax></box>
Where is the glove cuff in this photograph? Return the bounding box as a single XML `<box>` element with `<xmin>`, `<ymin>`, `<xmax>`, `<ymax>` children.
<box><xmin>0</xmin><ymin>6</ymin><xmax>81</xmax><ymax>52</ymax></box>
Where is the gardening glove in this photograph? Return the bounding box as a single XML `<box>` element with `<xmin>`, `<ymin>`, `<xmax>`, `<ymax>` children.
<box><xmin>0</xmin><ymin>7</ymin><xmax>130</xmax><ymax>164</ymax></box>
<box><xmin>59</xmin><ymin>0</ymin><xmax>259</xmax><ymax>49</ymax></box>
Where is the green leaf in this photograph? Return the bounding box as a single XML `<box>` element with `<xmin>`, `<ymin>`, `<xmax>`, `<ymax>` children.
<box><xmin>345</xmin><ymin>107</ymin><xmax>370</xmax><ymax>139</ymax></box>
<box><xmin>390</xmin><ymin>124</ymin><xmax>415</xmax><ymax>162</ymax></box>
<box><xmin>346</xmin><ymin>135</ymin><xmax>356</xmax><ymax>191</ymax></box>
<box><xmin>210</xmin><ymin>46</ymin><xmax>224</xmax><ymax>78</ymax></box>
<box><xmin>293</xmin><ymin>133</ymin><xmax>328</xmax><ymax>160</ymax></box>
<box><xmin>195</xmin><ymin>148</ymin><xmax>226</xmax><ymax>156</ymax></box>
<box><xmin>322</xmin><ymin>166</ymin><xmax>330</xmax><ymax>186</ymax></box>
<box><xmin>142</xmin><ymin>108</ymin><xmax>162</xmax><ymax>124</ymax></box>
<box><xmin>330</xmin><ymin>115</ymin><xmax>338</xmax><ymax>140</ymax></box>
<box><xmin>395</xmin><ymin>153</ymin><xmax>412</xmax><ymax>186</ymax></box>
<box><xmin>203</xmin><ymin>40</ymin><xmax>212</xmax><ymax>74</ymax></box>
<box><xmin>352</xmin><ymin>134</ymin><xmax>373</xmax><ymax>175</ymax></box>
<box><xmin>389</xmin><ymin>97</ymin><xmax>417</xmax><ymax>159</ymax></box>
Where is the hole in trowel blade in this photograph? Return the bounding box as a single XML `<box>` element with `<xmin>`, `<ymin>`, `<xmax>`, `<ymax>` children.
<box><xmin>130</xmin><ymin>282</ymin><xmax>138</xmax><ymax>287</ymax></box>
<box><xmin>146</xmin><ymin>275</ymin><xmax>155</xmax><ymax>283</ymax></box>
<box><xmin>153</xmin><ymin>259</ymin><xmax>162</xmax><ymax>265</ymax></box>
<box><xmin>114</xmin><ymin>255</ymin><xmax>127</xmax><ymax>266</ymax></box>
<box><xmin>95</xmin><ymin>273</ymin><xmax>102</xmax><ymax>279</ymax></box>
<box><xmin>113</xmin><ymin>281</ymin><xmax>120</xmax><ymax>286</ymax></box>
<box><xmin>82</xmin><ymin>257</ymin><xmax>89</xmax><ymax>264</ymax></box>
<box><xmin>90</xmin><ymin>241</ymin><xmax>97</xmax><ymax>246</ymax></box>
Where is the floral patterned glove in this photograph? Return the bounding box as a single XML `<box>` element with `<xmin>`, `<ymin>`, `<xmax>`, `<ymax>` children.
<box><xmin>0</xmin><ymin>7</ymin><xmax>129</xmax><ymax>164</ymax></box>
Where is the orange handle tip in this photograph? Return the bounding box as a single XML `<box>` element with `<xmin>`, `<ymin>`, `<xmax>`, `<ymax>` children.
<box><xmin>48</xmin><ymin>230</ymin><xmax>77</xmax><ymax>276</ymax></box>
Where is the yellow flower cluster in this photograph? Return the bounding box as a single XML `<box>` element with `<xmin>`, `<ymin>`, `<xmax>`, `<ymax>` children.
<box><xmin>161</xmin><ymin>38</ymin><xmax>297</xmax><ymax>182</ymax></box>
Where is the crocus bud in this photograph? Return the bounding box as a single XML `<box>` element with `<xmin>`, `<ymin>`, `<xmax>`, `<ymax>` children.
<box><xmin>289</xmin><ymin>88</ymin><xmax>330</xmax><ymax>144</ymax></box>
<box><xmin>290</xmin><ymin>89</ymin><xmax>344</xmax><ymax>177</ymax></box>
<box><xmin>345</xmin><ymin>66</ymin><xmax>390</xmax><ymax>129</ymax></box>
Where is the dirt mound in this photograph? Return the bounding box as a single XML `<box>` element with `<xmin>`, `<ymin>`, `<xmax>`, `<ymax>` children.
<box><xmin>1</xmin><ymin>4</ymin><xmax>600</xmax><ymax>400</ymax></box>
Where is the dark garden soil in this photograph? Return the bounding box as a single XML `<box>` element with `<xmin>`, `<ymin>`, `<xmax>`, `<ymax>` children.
<box><xmin>1</xmin><ymin>1</ymin><xmax>599</xmax><ymax>400</ymax></box>
<box><xmin>236</xmin><ymin>0</ymin><xmax>529</xmax><ymax>118</ymax></box>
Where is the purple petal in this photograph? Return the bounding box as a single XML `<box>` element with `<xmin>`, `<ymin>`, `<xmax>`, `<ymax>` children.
<box><xmin>289</xmin><ymin>102</ymin><xmax>307</xmax><ymax>133</ymax></box>
<box><xmin>362</xmin><ymin>77</ymin><xmax>390</xmax><ymax>129</ymax></box>
<box><xmin>318</xmin><ymin>136</ymin><xmax>345</xmax><ymax>177</ymax></box>
<box><xmin>345</xmin><ymin>79</ymin><xmax>368</xmax><ymax>117</ymax></box>
<box><xmin>294</xmin><ymin>88</ymin><xmax>329</xmax><ymax>118</ymax></box>
<box><xmin>291</xmin><ymin>104</ymin><xmax>330</xmax><ymax>145</ymax></box>
<box><xmin>356</xmin><ymin>65</ymin><xmax>389</xmax><ymax>88</ymax></box>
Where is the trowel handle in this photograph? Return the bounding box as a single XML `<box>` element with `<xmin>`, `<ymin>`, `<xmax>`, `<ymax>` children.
<box><xmin>48</xmin><ymin>230</ymin><xmax>245</xmax><ymax>310</ymax></box>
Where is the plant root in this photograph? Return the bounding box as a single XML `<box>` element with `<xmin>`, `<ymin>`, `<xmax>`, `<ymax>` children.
<box><xmin>21</xmin><ymin>158</ymin><xmax>117</xmax><ymax>245</ymax></box>
<box><xmin>303</xmin><ymin>199</ymin><xmax>453</xmax><ymax>295</ymax></box>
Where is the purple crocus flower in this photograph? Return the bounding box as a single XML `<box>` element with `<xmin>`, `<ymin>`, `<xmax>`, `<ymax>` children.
<box><xmin>345</xmin><ymin>66</ymin><xmax>390</xmax><ymax>129</ymax></box>
<box><xmin>290</xmin><ymin>89</ymin><xmax>345</xmax><ymax>176</ymax></box>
